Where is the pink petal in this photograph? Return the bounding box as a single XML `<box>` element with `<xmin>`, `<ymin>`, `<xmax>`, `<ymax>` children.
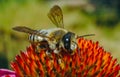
<box><xmin>0</xmin><ymin>69</ymin><xmax>19</xmax><ymax>77</ymax></box>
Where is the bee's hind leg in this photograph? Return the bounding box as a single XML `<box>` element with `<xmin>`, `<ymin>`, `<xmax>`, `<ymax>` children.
<box><xmin>53</xmin><ymin>48</ymin><xmax>61</xmax><ymax>54</ymax></box>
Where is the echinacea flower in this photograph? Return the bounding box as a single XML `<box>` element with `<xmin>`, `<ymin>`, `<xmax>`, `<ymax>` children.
<box><xmin>10</xmin><ymin>38</ymin><xmax>120</xmax><ymax>77</ymax></box>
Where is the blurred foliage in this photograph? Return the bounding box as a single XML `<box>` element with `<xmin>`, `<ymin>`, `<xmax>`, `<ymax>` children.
<box><xmin>0</xmin><ymin>0</ymin><xmax>120</xmax><ymax>68</ymax></box>
<box><xmin>0</xmin><ymin>52</ymin><xmax>8</xmax><ymax>68</ymax></box>
<box><xmin>89</xmin><ymin>0</ymin><xmax>120</xmax><ymax>27</ymax></box>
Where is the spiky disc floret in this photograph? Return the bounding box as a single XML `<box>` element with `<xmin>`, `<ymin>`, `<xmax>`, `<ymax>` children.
<box><xmin>11</xmin><ymin>38</ymin><xmax>120</xmax><ymax>77</ymax></box>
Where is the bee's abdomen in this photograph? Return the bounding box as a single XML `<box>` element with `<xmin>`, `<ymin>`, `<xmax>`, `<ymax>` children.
<box><xmin>28</xmin><ymin>34</ymin><xmax>44</xmax><ymax>43</ymax></box>
<box><xmin>28</xmin><ymin>30</ymin><xmax>48</xmax><ymax>42</ymax></box>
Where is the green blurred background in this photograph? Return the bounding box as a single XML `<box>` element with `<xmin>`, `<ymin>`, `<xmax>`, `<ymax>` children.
<box><xmin>0</xmin><ymin>0</ymin><xmax>120</xmax><ymax>69</ymax></box>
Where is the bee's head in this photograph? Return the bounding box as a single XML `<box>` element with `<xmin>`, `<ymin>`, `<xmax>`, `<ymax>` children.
<box><xmin>62</xmin><ymin>32</ymin><xmax>77</xmax><ymax>54</ymax></box>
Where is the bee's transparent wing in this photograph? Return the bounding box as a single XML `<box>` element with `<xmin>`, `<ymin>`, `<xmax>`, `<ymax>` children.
<box><xmin>48</xmin><ymin>5</ymin><xmax>64</xmax><ymax>28</ymax></box>
<box><xmin>77</xmin><ymin>34</ymin><xmax>95</xmax><ymax>38</ymax></box>
<box><xmin>12</xmin><ymin>26</ymin><xmax>50</xmax><ymax>38</ymax></box>
<box><xmin>13</xmin><ymin>26</ymin><xmax>37</xmax><ymax>34</ymax></box>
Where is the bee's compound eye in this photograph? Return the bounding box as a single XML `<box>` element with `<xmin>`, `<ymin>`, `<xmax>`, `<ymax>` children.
<box><xmin>62</xmin><ymin>32</ymin><xmax>71</xmax><ymax>50</ymax></box>
<box><xmin>66</xmin><ymin>38</ymin><xmax>69</xmax><ymax>41</ymax></box>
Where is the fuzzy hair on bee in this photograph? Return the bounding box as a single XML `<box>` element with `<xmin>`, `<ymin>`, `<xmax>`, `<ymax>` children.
<box><xmin>13</xmin><ymin>5</ymin><xmax>95</xmax><ymax>55</ymax></box>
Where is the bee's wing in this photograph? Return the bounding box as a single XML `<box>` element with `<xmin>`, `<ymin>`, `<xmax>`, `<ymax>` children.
<box><xmin>12</xmin><ymin>26</ymin><xmax>50</xmax><ymax>38</ymax></box>
<box><xmin>13</xmin><ymin>26</ymin><xmax>37</xmax><ymax>34</ymax></box>
<box><xmin>48</xmin><ymin>5</ymin><xmax>64</xmax><ymax>28</ymax></box>
<box><xmin>77</xmin><ymin>34</ymin><xmax>95</xmax><ymax>38</ymax></box>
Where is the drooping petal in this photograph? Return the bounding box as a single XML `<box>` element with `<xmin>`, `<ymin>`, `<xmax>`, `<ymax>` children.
<box><xmin>0</xmin><ymin>69</ymin><xmax>19</xmax><ymax>77</ymax></box>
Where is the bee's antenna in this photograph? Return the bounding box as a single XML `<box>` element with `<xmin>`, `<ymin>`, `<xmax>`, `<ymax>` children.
<box><xmin>77</xmin><ymin>34</ymin><xmax>95</xmax><ymax>39</ymax></box>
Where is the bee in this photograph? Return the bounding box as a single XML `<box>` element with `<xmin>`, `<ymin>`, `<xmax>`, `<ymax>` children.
<box><xmin>13</xmin><ymin>5</ymin><xmax>94</xmax><ymax>54</ymax></box>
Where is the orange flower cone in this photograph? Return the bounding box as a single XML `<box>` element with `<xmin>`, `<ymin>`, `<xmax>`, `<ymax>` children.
<box><xmin>11</xmin><ymin>38</ymin><xmax>120</xmax><ymax>77</ymax></box>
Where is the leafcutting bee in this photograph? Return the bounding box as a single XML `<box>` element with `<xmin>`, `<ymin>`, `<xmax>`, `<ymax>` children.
<box><xmin>13</xmin><ymin>5</ymin><xmax>94</xmax><ymax>54</ymax></box>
